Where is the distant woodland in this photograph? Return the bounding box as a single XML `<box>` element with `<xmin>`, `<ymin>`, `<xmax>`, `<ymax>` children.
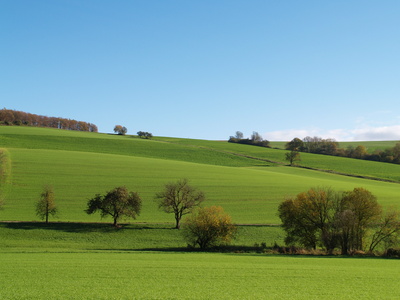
<box><xmin>0</xmin><ymin>108</ymin><xmax>98</xmax><ymax>132</ymax></box>
<box><xmin>285</xmin><ymin>136</ymin><xmax>400</xmax><ymax>165</ymax></box>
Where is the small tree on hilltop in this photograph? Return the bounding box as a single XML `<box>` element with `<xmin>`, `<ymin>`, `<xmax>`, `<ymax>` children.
<box><xmin>183</xmin><ymin>206</ymin><xmax>237</xmax><ymax>249</ymax></box>
<box><xmin>36</xmin><ymin>185</ymin><xmax>58</xmax><ymax>223</ymax></box>
<box><xmin>137</xmin><ymin>131</ymin><xmax>153</xmax><ymax>139</ymax></box>
<box><xmin>285</xmin><ymin>138</ymin><xmax>304</xmax><ymax>151</ymax></box>
<box><xmin>155</xmin><ymin>178</ymin><xmax>205</xmax><ymax>229</ymax></box>
<box><xmin>85</xmin><ymin>186</ymin><xmax>142</xmax><ymax>227</ymax></box>
<box><xmin>235</xmin><ymin>131</ymin><xmax>244</xmax><ymax>139</ymax></box>
<box><xmin>114</xmin><ymin>125</ymin><xmax>127</xmax><ymax>135</ymax></box>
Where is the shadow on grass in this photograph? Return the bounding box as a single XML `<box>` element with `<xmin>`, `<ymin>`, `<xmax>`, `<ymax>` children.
<box><xmin>2</xmin><ymin>222</ymin><xmax>174</xmax><ymax>233</ymax></box>
<box><xmin>94</xmin><ymin>245</ymin><xmax>265</xmax><ymax>253</ymax></box>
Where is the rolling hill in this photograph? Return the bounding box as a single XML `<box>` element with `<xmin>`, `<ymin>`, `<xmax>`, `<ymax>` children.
<box><xmin>1</xmin><ymin>126</ymin><xmax>400</xmax><ymax>224</ymax></box>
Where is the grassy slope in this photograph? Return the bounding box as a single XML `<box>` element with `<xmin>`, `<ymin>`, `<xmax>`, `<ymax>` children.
<box><xmin>1</xmin><ymin>126</ymin><xmax>400</xmax><ymax>224</ymax></box>
<box><xmin>2</xmin><ymin>126</ymin><xmax>400</xmax><ymax>299</ymax></box>
<box><xmin>156</xmin><ymin>136</ymin><xmax>400</xmax><ymax>182</ymax></box>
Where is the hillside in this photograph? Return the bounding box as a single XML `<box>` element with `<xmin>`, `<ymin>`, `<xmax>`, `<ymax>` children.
<box><xmin>1</xmin><ymin>126</ymin><xmax>400</xmax><ymax>225</ymax></box>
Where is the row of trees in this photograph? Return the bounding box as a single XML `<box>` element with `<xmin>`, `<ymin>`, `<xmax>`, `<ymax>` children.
<box><xmin>113</xmin><ymin>126</ymin><xmax>153</xmax><ymax>139</ymax></box>
<box><xmin>0</xmin><ymin>108</ymin><xmax>98</xmax><ymax>132</ymax></box>
<box><xmin>137</xmin><ymin>131</ymin><xmax>153</xmax><ymax>139</ymax></box>
<box><xmin>31</xmin><ymin>180</ymin><xmax>236</xmax><ymax>249</ymax></box>
<box><xmin>228</xmin><ymin>131</ymin><xmax>270</xmax><ymax>147</ymax></box>
<box><xmin>19</xmin><ymin>182</ymin><xmax>400</xmax><ymax>254</ymax></box>
<box><xmin>285</xmin><ymin>136</ymin><xmax>400</xmax><ymax>164</ymax></box>
<box><xmin>278</xmin><ymin>187</ymin><xmax>400</xmax><ymax>254</ymax></box>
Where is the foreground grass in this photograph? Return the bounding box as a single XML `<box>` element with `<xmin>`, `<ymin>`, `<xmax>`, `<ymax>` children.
<box><xmin>0</xmin><ymin>222</ymin><xmax>284</xmax><ymax>253</ymax></box>
<box><xmin>1</xmin><ymin>252</ymin><xmax>399</xmax><ymax>299</ymax></box>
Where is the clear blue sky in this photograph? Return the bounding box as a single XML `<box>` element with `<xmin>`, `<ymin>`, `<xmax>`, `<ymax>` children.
<box><xmin>2</xmin><ymin>0</ymin><xmax>400</xmax><ymax>141</ymax></box>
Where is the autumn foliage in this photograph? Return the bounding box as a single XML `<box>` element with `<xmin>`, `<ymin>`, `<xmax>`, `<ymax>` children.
<box><xmin>278</xmin><ymin>187</ymin><xmax>400</xmax><ymax>254</ymax></box>
<box><xmin>0</xmin><ymin>108</ymin><xmax>98</xmax><ymax>132</ymax></box>
<box><xmin>183</xmin><ymin>206</ymin><xmax>237</xmax><ymax>249</ymax></box>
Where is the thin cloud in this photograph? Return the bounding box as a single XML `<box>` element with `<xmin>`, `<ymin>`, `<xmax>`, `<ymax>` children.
<box><xmin>264</xmin><ymin>125</ymin><xmax>400</xmax><ymax>141</ymax></box>
<box><xmin>352</xmin><ymin>126</ymin><xmax>400</xmax><ymax>141</ymax></box>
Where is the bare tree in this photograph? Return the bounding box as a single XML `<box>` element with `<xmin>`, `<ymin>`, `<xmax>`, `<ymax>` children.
<box><xmin>285</xmin><ymin>150</ymin><xmax>301</xmax><ymax>166</ymax></box>
<box><xmin>235</xmin><ymin>131</ymin><xmax>244</xmax><ymax>139</ymax></box>
<box><xmin>36</xmin><ymin>185</ymin><xmax>58</xmax><ymax>223</ymax></box>
<box><xmin>155</xmin><ymin>179</ymin><xmax>205</xmax><ymax>229</ymax></box>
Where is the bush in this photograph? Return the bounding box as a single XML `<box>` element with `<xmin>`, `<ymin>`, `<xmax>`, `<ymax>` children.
<box><xmin>183</xmin><ymin>206</ymin><xmax>236</xmax><ymax>249</ymax></box>
<box><xmin>385</xmin><ymin>248</ymin><xmax>400</xmax><ymax>257</ymax></box>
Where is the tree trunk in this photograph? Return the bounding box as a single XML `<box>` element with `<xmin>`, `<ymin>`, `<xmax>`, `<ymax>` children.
<box><xmin>175</xmin><ymin>217</ymin><xmax>180</xmax><ymax>229</ymax></box>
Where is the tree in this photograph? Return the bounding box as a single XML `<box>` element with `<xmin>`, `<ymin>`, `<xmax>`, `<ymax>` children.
<box><xmin>340</xmin><ymin>187</ymin><xmax>381</xmax><ymax>251</ymax></box>
<box><xmin>114</xmin><ymin>125</ymin><xmax>127</xmax><ymax>135</ymax></box>
<box><xmin>285</xmin><ymin>150</ymin><xmax>301</xmax><ymax>166</ymax></box>
<box><xmin>278</xmin><ymin>186</ymin><xmax>392</xmax><ymax>255</ymax></box>
<box><xmin>235</xmin><ymin>131</ymin><xmax>244</xmax><ymax>139</ymax></box>
<box><xmin>278</xmin><ymin>187</ymin><xmax>340</xmax><ymax>253</ymax></box>
<box><xmin>350</xmin><ymin>145</ymin><xmax>368</xmax><ymax>159</ymax></box>
<box><xmin>368</xmin><ymin>209</ymin><xmax>400</xmax><ymax>252</ymax></box>
<box><xmin>85</xmin><ymin>186</ymin><xmax>142</xmax><ymax>227</ymax></box>
<box><xmin>250</xmin><ymin>131</ymin><xmax>263</xmax><ymax>143</ymax></box>
<box><xmin>183</xmin><ymin>206</ymin><xmax>237</xmax><ymax>249</ymax></box>
<box><xmin>137</xmin><ymin>131</ymin><xmax>153</xmax><ymax>139</ymax></box>
<box><xmin>155</xmin><ymin>179</ymin><xmax>205</xmax><ymax>229</ymax></box>
<box><xmin>36</xmin><ymin>185</ymin><xmax>58</xmax><ymax>223</ymax></box>
<box><xmin>285</xmin><ymin>138</ymin><xmax>303</xmax><ymax>151</ymax></box>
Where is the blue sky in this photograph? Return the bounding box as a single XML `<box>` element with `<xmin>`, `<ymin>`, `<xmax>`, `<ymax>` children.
<box><xmin>2</xmin><ymin>0</ymin><xmax>400</xmax><ymax>140</ymax></box>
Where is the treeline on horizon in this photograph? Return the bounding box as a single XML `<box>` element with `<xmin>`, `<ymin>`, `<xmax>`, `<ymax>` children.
<box><xmin>286</xmin><ymin>136</ymin><xmax>400</xmax><ymax>164</ymax></box>
<box><xmin>228</xmin><ymin>131</ymin><xmax>270</xmax><ymax>147</ymax></box>
<box><xmin>0</xmin><ymin>108</ymin><xmax>98</xmax><ymax>132</ymax></box>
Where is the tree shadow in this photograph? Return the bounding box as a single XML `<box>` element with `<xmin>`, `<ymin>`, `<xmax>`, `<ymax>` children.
<box><xmin>1</xmin><ymin>221</ymin><xmax>173</xmax><ymax>233</ymax></box>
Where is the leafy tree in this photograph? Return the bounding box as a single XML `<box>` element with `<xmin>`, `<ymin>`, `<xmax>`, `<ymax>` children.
<box><xmin>348</xmin><ymin>145</ymin><xmax>368</xmax><ymax>159</ymax></box>
<box><xmin>285</xmin><ymin>138</ymin><xmax>304</xmax><ymax>151</ymax></box>
<box><xmin>155</xmin><ymin>178</ymin><xmax>205</xmax><ymax>229</ymax></box>
<box><xmin>278</xmin><ymin>186</ymin><xmax>395</xmax><ymax>254</ymax></box>
<box><xmin>278</xmin><ymin>196</ymin><xmax>318</xmax><ymax>249</ymax></box>
<box><xmin>183</xmin><ymin>206</ymin><xmax>237</xmax><ymax>249</ymax></box>
<box><xmin>114</xmin><ymin>125</ymin><xmax>128</xmax><ymax>135</ymax></box>
<box><xmin>85</xmin><ymin>186</ymin><xmax>141</xmax><ymax>227</ymax></box>
<box><xmin>36</xmin><ymin>185</ymin><xmax>58</xmax><ymax>223</ymax></box>
<box><xmin>340</xmin><ymin>187</ymin><xmax>381</xmax><ymax>250</ymax></box>
<box><xmin>137</xmin><ymin>131</ymin><xmax>153</xmax><ymax>139</ymax></box>
<box><xmin>285</xmin><ymin>150</ymin><xmax>301</xmax><ymax>166</ymax></box>
<box><xmin>278</xmin><ymin>187</ymin><xmax>340</xmax><ymax>253</ymax></box>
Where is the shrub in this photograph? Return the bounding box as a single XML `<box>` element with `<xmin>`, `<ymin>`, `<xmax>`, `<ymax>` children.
<box><xmin>183</xmin><ymin>206</ymin><xmax>236</xmax><ymax>249</ymax></box>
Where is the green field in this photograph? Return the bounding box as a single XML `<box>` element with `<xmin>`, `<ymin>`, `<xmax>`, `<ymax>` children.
<box><xmin>1</xmin><ymin>126</ymin><xmax>400</xmax><ymax>299</ymax></box>
<box><xmin>2</xmin><ymin>126</ymin><xmax>400</xmax><ymax>224</ymax></box>
<box><xmin>1</xmin><ymin>252</ymin><xmax>399</xmax><ymax>299</ymax></box>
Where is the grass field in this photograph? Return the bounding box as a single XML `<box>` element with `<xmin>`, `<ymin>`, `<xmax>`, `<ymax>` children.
<box><xmin>1</xmin><ymin>252</ymin><xmax>399</xmax><ymax>299</ymax></box>
<box><xmin>1</xmin><ymin>126</ymin><xmax>400</xmax><ymax>299</ymax></box>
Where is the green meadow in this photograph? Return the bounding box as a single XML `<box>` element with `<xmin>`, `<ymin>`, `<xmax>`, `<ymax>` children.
<box><xmin>1</xmin><ymin>252</ymin><xmax>399</xmax><ymax>299</ymax></box>
<box><xmin>1</xmin><ymin>126</ymin><xmax>400</xmax><ymax>299</ymax></box>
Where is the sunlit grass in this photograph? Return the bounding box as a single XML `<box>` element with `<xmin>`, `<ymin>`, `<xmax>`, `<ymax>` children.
<box><xmin>0</xmin><ymin>252</ymin><xmax>399</xmax><ymax>299</ymax></box>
